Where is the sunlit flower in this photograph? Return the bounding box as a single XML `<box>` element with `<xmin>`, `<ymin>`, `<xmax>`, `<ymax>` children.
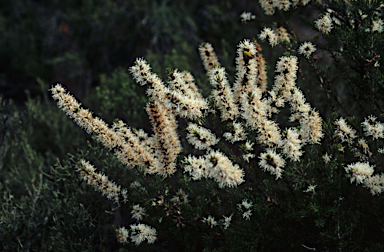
<box><xmin>116</xmin><ymin>227</ymin><xmax>129</xmax><ymax>244</ymax></box>
<box><xmin>222</xmin><ymin>214</ymin><xmax>233</xmax><ymax>229</ymax></box>
<box><xmin>323</xmin><ymin>153</ymin><xmax>331</xmax><ymax>164</ymax></box>
<box><xmin>304</xmin><ymin>184</ymin><xmax>317</xmax><ymax>193</ymax></box>
<box><xmin>345</xmin><ymin>162</ymin><xmax>374</xmax><ymax>185</ymax></box>
<box><xmin>315</xmin><ymin>14</ymin><xmax>333</xmax><ymax>34</ymax></box>
<box><xmin>259</xmin><ymin>27</ymin><xmax>278</xmax><ymax>47</ymax></box>
<box><xmin>131</xmin><ymin>204</ymin><xmax>146</xmax><ymax>221</ymax></box>
<box><xmin>130</xmin><ymin>224</ymin><xmax>157</xmax><ymax>245</ymax></box>
<box><xmin>298</xmin><ymin>42</ymin><xmax>316</xmax><ymax>58</ymax></box>
<box><xmin>259</xmin><ymin>150</ymin><xmax>285</xmax><ymax>179</ymax></box>
<box><xmin>202</xmin><ymin>215</ymin><xmax>217</xmax><ymax>228</ymax></box>
<box><xmin>334</xmin><ymin>117</ymin><xmax>357</xmax><ymax>144</ymax></box>
<box><xmin>240</xmin><ymin>12</ymin><xmax>255</xmax><ymax>23</ymax></box>
<box><xmin>372</xmin><ymin>19</ymin><xmax>383</xmax><ymax>33</ymax></box>
<box><xmin>362</xmin><ymin>116</ymin><xmax>384</xmax><ymax>139</ymax></box>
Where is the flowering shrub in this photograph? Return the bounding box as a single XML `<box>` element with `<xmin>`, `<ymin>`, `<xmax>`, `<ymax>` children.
<box><xmin>6</xmin><ymin>0</ymin><xmax>383</xmax><ymax>251</ymax></box>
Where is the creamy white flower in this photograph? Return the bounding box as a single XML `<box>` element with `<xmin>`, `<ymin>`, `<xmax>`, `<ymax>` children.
<box><xmin>242</xmin><ymin>210</ymin><xmax>253</xmax><ymax>220</ymax></box>
<box><xmin>131</xmin><ymin>204</ymin><xmax>146</xmax><ymax>221</ymax></box>
<box><xmin>345</xmin><ymin>162</ymin><xmax>374</xmax><ymax>185</ymax></box>
<box><xmin>240</xmin><ymin>12</ymin><xmax>255</xmax><ymax>23</ymax></box>
<box><xmin>241</xmin><ymin>199</ymin><xmax>252</xmax><ymax>209</ymax></box>
<box><xmin>205</xmin><ymin>150</ymin><xmax>245</xmax><ymax>188</ymax></box>
<box><xmin>223</xmin><ymin>121</ymin><xmax>246</xmax><ymax>143</ymax></box>
<box><xmin>315</xmin><ymin>14</ymin><xmax>333</xmax><ymax>34</ymax></box>
<box><xmin>222</xmin><ymin>214</ymin><xmax>233</xmax><ymax>229</ymax></box>
<box><xmin>78</xmin><ymin>160</ymin><xmax>128</xmax><ymax>204</ymax></box>
<box><xmin>243</xmin><ymin>153</ymin><xmax>256</xmax><ymax>163</ymax></box>
<box><xmin>334</xmin><ymin>117</ymin><xmax>357</xmax><ymax>144</ymax></box>
<box><xmin>259</xmin><ymin>27</ymin><xmax>278</xmax><ymax>47</ymax></box>
<box><xmin>116</xmin><ymin>227</ymin><xmax>129</xmax><ymax>244</ymax></box>
<box><xmin>281</xmin><ymin>128</ymin><xmax>303</xmax><ymax>161</ymax></box>
<box><xmin>363</xmin><ymin>174</ymin><xmax>384</xmax><ymax>196</ymax></box>
<box><xmin>323</xmin><ymin>153</ymin><xmax>331</xmax><ymax>164</ymax></box>
<box><xmin>237</xmin><ymin>199</ymin><xmax>253</xmax><ymax>220</ymax></box>
<box><xmin>298</xmin><ymin>42</ymin><xmax>316</xmax><ymax>59</ymax></box>
<box><xmin>130</xmin><ymin>224</ymin><xmax>157</xmax><ymax>245</ymax></box>
<box><xmin>202</xmin><ymin>215</ymin><xmax>217</xmax><ymax>228</ymax></box>
<box><xmin>130</xmin><ymin>181</ymin><xmax>142</xmax><ymax>188</ymax></box>
<box><xmin>199</xmin><ymin>42</ymin><xmax>220</xmax><ymax>71</ymax></box>
<box><xmin>183</xmin><ymin>155</ymin><xmax>208</xmax><ymax>180</ymax></box>
<box><xmin>186</xmin><ymin>123</ymin><xmax>220</xmax><ymax>150</ymax></box>
<box><xmin>304</xmin><ymin>184</ymin><xmax>317</xmax><ymax>193</ymax></box>
<box><xmin>170</xmin><ymin>189</ymin><xmax>189</xmax><ymax>204</ymax></box>
<box><xmin>129</xmin><ymin>58</ymin><xmax>152</xmax><ymax>85</ymax></box>
<box><xmin>362</xmin><ymin>116</ymin><xmax>384</xmax><ymax>139</ymax></box>
<box><xmin>259</xmin><ymin>149</ymin><xmax>285</xmax><ymax>179</ymax></box>
<box><xmin>372</xmin><ymin>19</ymin><xmax>384</xmax><ymax>33</ymax></box>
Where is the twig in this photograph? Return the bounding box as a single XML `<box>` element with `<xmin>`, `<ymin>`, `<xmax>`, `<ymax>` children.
<box><xmin>301</xmin><ymin>243</ymin><xmax>316</xmax><ymax>251</ymax></box>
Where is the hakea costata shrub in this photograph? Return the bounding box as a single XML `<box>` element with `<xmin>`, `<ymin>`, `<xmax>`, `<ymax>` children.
<box><xmin>51</xmin><ymin>36</ymin><xmax>384</xmax><ymax>247</ymax></box>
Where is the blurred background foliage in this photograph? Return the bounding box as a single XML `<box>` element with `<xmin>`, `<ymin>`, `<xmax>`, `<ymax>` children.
<box><xmin>0</xmin><ymin>0</ymin><xmax>258</xmax><ymax>100</ymax></box>
<box><xmin>1</xmin><ymin>0</ymin><xmax>384</xmax><ymax>251</ymax></box>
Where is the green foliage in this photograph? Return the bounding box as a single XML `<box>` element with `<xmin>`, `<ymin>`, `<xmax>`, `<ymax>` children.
<box><xmin>0</xmin><ymin>0</ymin><xmax>249</xmax><ymax>100</ymax></box>
<box><xmin>90</xmin><ymin>67</ymin><xmax>149</xmax><ymax>130</ymax></box>
<box><xmin>0</xmin><ymin>94</ymin><xmax>113</xmax><ymax>251</ymax></box>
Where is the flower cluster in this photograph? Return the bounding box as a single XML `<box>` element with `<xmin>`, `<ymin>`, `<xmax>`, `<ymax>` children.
<box><xmin>222</xmin><ymin>214</ymin><xmax>233</xmax><ymax>229</ymax></box>
<box><xmin>199</xmin><ymin>43</ymin><xmax>220</xmax><ymax>71</ymax></box>
<box><xmin>315</xmin><ymin>14</ymin><xmax>333</xmax><ymax>34</ymax></box>
<box><xmin>46</xmin><ymin>2</ymin><xmax>384</xmax><ymax>250</ymax></box>
<box><xmin>202</xmin><ymin>215</ymin><xmax>218</xmax><ymax>228</ymax></box>
<box><xmin>258</xmin><ymin>0</ymin><xmax>311</xmax><ymax>16</ymax></box>
<box><xmin>53</xmin><ymin>14</ymin><xmax>384</xmax><ymax>247</ymax></box>
<box><xmin>223</xmin><ymin>121</ymin><xmax>246</xmax><ymax>143</ymax></box>
<box><xmin>183</xmin><ymin>155</ymin><xmax>207</xmax><ymax>180</ymax></box>
<box><xmin>233</xmin><ymin>39</ymin><xmax>261</xmax><ymax>102</ymax></box>
<box><xmin>50</xmin><ymin>84</ymin><xmax>161</xmax><ymax>175</ymax></box>
<box><xmin>131</xmin><ymin>224</ymin><xmax>157</xmax><ymax>245</ymax></box>
<box><xmin>205</xmin><ymin>150</ymin><xmax>245</xmax><ymax>188</ymax></box>
<box><xmin>126</xmin><ymin>224</ymin><xmax>157</xmax><ymax>245</ymax></box>
<box><xmin>259</xmin><ymin>150</ymin><xmax>286</xmax><ymax>179</ymax></box>
<box><xmin>298</xmin><ymin>42</ymin><xmax>316</xmax><ymax>59</ymax></box>
<box><xmin>333</xmin><ymin>115</ymin><xmax>384</xmax><ymax>195</ymax></box>
<box><xmin>208</xmin><ymin>66</ymin><xmax>239</xmax><ymax>121</ymax></box>
<box><xmin>258</xmin><ymin>28</ymin><xmax>278</xmax><ymax>47</ymax></box>
<box><xmin>334</xmin><ymin>117</ymin><xmax>357</xmax><ymax>144</ymax></box>
<box><xmin>165</xmin><ymin>69</ymin><xmax>209</xmax><ymax>120</ymax></box>
<box><xmin>361</xmin><ymin>116</ymin><xmax>384</xmax><ymax>139</ymax></box>
<box><xmin>304</xmin><ymin>184</ymin><xmax>317</xmax><ymax>193</ymax></box>
<box><xmin>242</xmin><ymin>141</ymin><xmax>256</xmax><ymax>163</ymax></box>
<box><xmin>130</xmin><ymin>58</ymin><xmax>187</xmax><ymax>176</ymax></box>
<box><xmin>258</xmin><ymin>27</ymin><xmax>291</xmax><ymax>48</ymax></box>
<box><xmin>323</xmin><ymin>153</ymin><xmax>331</xmax><ymax>164</ymax></box>
<box><xmin>131</xmin><ymin>204</ymin><xmax>146</xmax><ymax>221</ymax></box>
<box><xmin>186</xmin><ymin>123</ymin><xmax>220</xmax><ymax>150</ymax></box>
<box><xmin>116</xmin><ymin>227</ymin><xmax>129</xmax><ymax>244</ymax></box>
<box><xmin>281</xmin><ymin>128</ymin><xmax>303</xmax><ymax>162</ymax></box>
<box><xmin>183</xmin><ymin>151</ymin><xmax>244</xmax><ymax>188</ymax></box>
<box><xmin>372</xmin><ymin>19</ymin><xmax>384</xmax><ymax>33</ymax></box>
<box><xmin>53</xmin><ymin>38</ymin><xmax>324</xmax><ymax>188</ymax></box>
<box><xmin>170</xmin><ymin>189</ymin><xmax>189</xmax><ymax>204</ymax></box>
<box><xmin>240</xmin><ymin>12</ymin><xmax>255</xmax><ymax>23</ymax></box>
<box><xmin>77</xmin><ymin>160</ymin><xmax>128</xmax><ymax>204</ymax></box>
<box><xmin>344</xmin><ymin>162</ymin><xmax>384</xmax><ymax>195</ymax></box>
<box><xmin>237</xmin><ymin>199</ymin><xmax>253</xmax><ymax>220</ymax></box>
